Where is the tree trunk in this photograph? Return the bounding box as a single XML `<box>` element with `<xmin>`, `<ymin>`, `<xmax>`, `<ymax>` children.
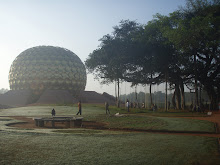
<box><xmin>150</xmin><ymin>84</ymin><xmax>153</xmax><ymax>106</ymax></box>
<box><xmin>135</xmin><ymin>85</ymin><xmax>138</xmax><ymax>102</ymax></box>
<box><xmin>205</xmin><ymin>85</ymin><xmax>218</xmax><ymax>110</ymax></box>
<box><xmin>194</xmin><ymin>54</ymin><xmax>199</xmax><ymax>107</ymax></box>
<box><xmin>115</xmin><ymin>81</ymin><xmax>117</xmax><ymax>106</ymax></box>
<box><xmin>199</xmin><ymin>85</ymin><xmax>202</xmax><ymax>106</ymax></box>
<box><xmin>150</xmin><ymin>73</ymin><xmax>153</xmax><ymax>106</ymax></box>
<box><xmin>165</xmin><ymin>72</ymin><xmax>168</xmax><ymax>111</ymax></box>
<box><xmin>172</xmin><ymin>91</ymin><xmax>176</xmax><ymax>109</ymax></box>
<box><xmin>117</xmin><ymin>79</ymin><xmax>120</xmax><ymax>108</ymax></box>
<box><xmin>210</xmin><ymin>94</ymin><xmax>218</xmax><ymax>110</ymax></box>
<box><xmin>175</xmin><ymin>83</ymin><xmax>181</xmax><ymax>110</ymax></box>
<box><xmin>180</xmin><ymin>81</ymin><xmax>185</xmax><ymax>110</ymax></box>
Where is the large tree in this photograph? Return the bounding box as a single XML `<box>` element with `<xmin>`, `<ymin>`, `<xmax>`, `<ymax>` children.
<box><xmin>85</xmin><ymin>20</ymin><xmax>142</xmax><ymax>107</ymax></box>
<box><xmin>121</xmin><ymin>17</ymin><xmax>186</xmax><ymax>110</ymax></box>
<box><xmin>86</xmin><ymin>0</ymin><xmax>219</xmax><ymax>110</ymax></box>
<box><xmin>161</xmin><ymin>0</ymin><xmax>220</xmax><ymax>109</ymax></box>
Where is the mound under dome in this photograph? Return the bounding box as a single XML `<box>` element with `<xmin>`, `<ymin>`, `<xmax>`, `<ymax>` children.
<box><xmin>9</xmin><ymin>46</ymin><xmax>87</xmax><ymax>97</ymax></box>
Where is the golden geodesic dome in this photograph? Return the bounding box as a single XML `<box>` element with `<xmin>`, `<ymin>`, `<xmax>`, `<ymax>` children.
<box><xmin>9</xmin><ymin>46</ymin><xmax>87</xmax><ymax>97</ymax></box>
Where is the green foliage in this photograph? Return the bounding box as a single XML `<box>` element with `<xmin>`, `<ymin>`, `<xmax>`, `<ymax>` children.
<box><xmin>86</xmin><ymin>0</ymin><xmax>219</xmax><ymax>109</ymax></box>
<box><xmin>0</xmin><ymin>88</ymin><xmax>9</xmax><ymax>94</ymax></box>
<box><xmin>120</xmin><ymin>90</ymin><xmax>210</xmax><ymax>107</ymax></box>
<box><xmin>161</xmin><ymin>0</ymin><xmax>220</xmax><ymax>109</ymax></box>
<box><xmin>85</xmin><ymin>20</ymin><xmax>142</xmax><ymax>84</ymax></box>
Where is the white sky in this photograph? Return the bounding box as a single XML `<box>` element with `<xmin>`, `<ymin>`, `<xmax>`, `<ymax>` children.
<box><xmin>0</xmin><ymin>0</ymin><xmax>185</xmax><ymax>96</ymax></box>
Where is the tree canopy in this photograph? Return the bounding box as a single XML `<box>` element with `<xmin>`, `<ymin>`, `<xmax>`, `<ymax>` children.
<box><xmin>85</xmin><ymin>0</ymin><xmax>220</xmax><ymax>110</ymax></box>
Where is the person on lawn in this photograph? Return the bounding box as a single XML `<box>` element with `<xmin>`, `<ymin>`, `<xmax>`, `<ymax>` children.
<box><xmin>76</xmin><ymin>101</ymin><xmax>82</xmax><ymax>115</ymax></box>
<box><xmin>51</xmin><ymin>108</ymin><xmax>56</xmax><ymax>116</ymax></box>
<box><xmin>126</xmin><ymin>99</ymin><xmax>130</xmax><ymax>112</ymax></box>
<box><xmin>105</xmin><ymin>101</ymin><xmax>110</xmax><ymax>115</ymax></box>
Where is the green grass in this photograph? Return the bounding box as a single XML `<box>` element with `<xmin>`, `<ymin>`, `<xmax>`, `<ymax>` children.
<box><xmin>0</xmin><ymin>104</ymin><xmax>208</xmax><ymax>117</ymax></box>
<box><xmin>0</xmin><ymin>104</ymin><xmax>215</xmax><ymax>133</ymax></box>
<box><xmin>0</xmin><ymin>131</ymin><xmax>219</xmax><ymax>165</ymax></box>
<box><xmin>108</xmin><ymin>107</ymin><xmax>208</xmax><ymax>117</ymax></box>
<box><xmin>0</xmin><ymin>104</ymin><xmax>105</xmax><ymax>117</ymax></box>
<box><xmin>87</xmin><ymin>115</ymin><xmax>215</xmax><ymax>133</ymax></box>
<box><xmin>0</xmin><ymin>104</ymin><xmax>219</xmax><ymax>164</ymax></box>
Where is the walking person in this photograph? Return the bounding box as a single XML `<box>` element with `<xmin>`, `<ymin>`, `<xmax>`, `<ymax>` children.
<box><xmin>105</xmin><ymin>101</ymin><xmax>110</xmax><ymax>114</ymax></box>
<box><xmin>151</xmin><ymin>104</ymin><xmax>154</xmax><ymax>111</ymax></box>
<box><xmin>76</xmin><ymin>101</ymin><xmax>82</xmax><ymax>115</ymax></box>
<box><xmin>126</xmin><ymin>99</ymin><xmax>130</xmax><ymax>112</ymax></box>
<box><xmin>51</xmin><ymin>108</ymin><xmax>56</xmax><ymax>116</ymax></box>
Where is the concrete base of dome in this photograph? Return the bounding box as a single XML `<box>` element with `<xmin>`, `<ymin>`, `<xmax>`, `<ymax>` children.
<box><xmin>0</xmin><ymin>90</ymin><xmax>31</xmax><ymax>107</ymax></box>
<box><xmin>36</xmin><ymin>89</ymin><xmax>77</xmax><ymax>104</ymax></box>
<box><xmin>0</xmin><ymin>90</ymin><xmax>116</xmax><ymax>107</ymax></box>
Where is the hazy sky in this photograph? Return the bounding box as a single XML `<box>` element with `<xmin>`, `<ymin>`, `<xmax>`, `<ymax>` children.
<box><xmin>0</xmin><ymin>0</ymin><xmax>186</xmax><ymax>96</ymax></box>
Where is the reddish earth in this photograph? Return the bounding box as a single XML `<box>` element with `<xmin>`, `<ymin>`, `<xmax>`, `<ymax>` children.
<box><xmin>5</xmin><ymin>111</ymin><xmax>220</xmax><ymax>138</ymax></box>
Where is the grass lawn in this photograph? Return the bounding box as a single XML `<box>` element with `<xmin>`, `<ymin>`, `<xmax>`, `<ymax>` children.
<box><xmin>0</xmin><ymin>104</ymin><xmax>104</xmax><ymax>117</ymax></box>
<box><xmin>0</xmin><ymin>105</ymin><xmax>215</xmax><ymax>133</ymax></box>
<box><xmin>0</xmin><ymin>104</ymin><xmax>208</xmax><ymax>117</ymax></box>
<box><xmin>0</xmin><ymin>104</ymin><xmax>219</xmax><ymax>164</ymax></box>
<box><xmin>91</xmin><ymin>115</ymin><xmax>216</xmax><ymax>133</ymax></box>
<box><xmin>0</xmin><ymin>130</ymin><xmax>220</xmax><ymax>165</ymax></box>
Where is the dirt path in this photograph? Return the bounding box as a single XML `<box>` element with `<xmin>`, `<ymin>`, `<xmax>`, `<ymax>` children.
<box><xmin>4</xmin><ymin>111</ymin><xmax>220</xmax><ymax>138</ymax></box>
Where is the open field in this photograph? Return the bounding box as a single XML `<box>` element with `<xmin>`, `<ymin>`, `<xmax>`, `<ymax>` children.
<box><xmin>0</xmin><ymin>105</ymin><xmax>220</xmax><ymax>165</ymax></box>
<box><xmin>91</xmin><ymin>115</ymin><xmax>216</xmax><ymax>133</ymax></box>
<box><xmin>1</xmin><ymin>130</ymin><xmax>219</xmax><ymax>165</ymax></box>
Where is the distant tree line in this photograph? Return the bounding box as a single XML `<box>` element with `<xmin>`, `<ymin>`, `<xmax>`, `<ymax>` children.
<box><xmin>85</xmin><ymin>0</ymin><xmax>220</xmax><ymax>110</ymax></box>
<box><xmin>0</xmin><ymin>88</ymin><xmax>9</xmax><ymax>94</ymax></box>
<box><xmin>120</xmin><ymin>90</ymin><xmax>210</xmax><ymax>109</ymax></box>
